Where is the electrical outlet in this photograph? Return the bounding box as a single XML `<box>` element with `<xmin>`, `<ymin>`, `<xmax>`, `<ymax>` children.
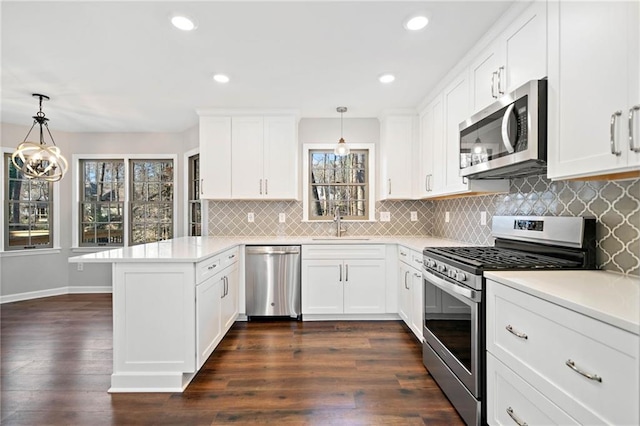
<box><xmin>445</xmin><ymin>211</ymin><xmax>450</xmax><ymax>223</ymax></box>
<box><xmin>278</xmin><ymin>213</ymin><xmax>286</xmax><ymax>223</ymax></box>
<box><xmin>77</xmin><ymin>263</ymin><xmax>83</xmax><ymax>272</ymax></box>
<box><xmin>380</xmin><ymin>211</ymin><xmax>391</xmax><ymax>222</ymax></box>
<box><xmin>480</xmin><ymin>211</ymin><xmax>487</xmax><ymax>226</ymax></box>
<box><xmin>410</xmin><ymin>211</ymin><xmax>418</xmax><ymax>222</ymax></box>
<box><xmin>247</xmin><ymin>212</ymin><xmax>255</xmax><ymax>223</ymax></box>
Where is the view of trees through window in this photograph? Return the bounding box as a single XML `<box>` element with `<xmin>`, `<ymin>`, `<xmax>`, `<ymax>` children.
<box><xmin>309</xmin><ymin>150</ymin><xmax>367</xmax><ymax>220</ymax></box>
<box><xmin>5</xmin><ymin>154</ymin><xmax>52</xmax><ymax>250</ymax></box>
<box><xmin>130</xmin><ymin>159</ymin><xmax>174</xmax><ymax>244</ymax></box>
<box><xmin>188</xmin><ymin>154</ymin><xmax>202</xmax><ymax>236</ymax></box>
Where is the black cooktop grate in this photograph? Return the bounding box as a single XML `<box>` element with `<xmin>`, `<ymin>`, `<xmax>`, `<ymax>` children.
<box><xmin>426</xmin><ymin>246</ymin><xmax>582</xmax><ymax>270</ymax></box>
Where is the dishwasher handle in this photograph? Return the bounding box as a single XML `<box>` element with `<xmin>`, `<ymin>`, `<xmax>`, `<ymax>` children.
<box><xmin>246</xmin><ymin>246</ymin><xmax>301</xmax><ymax>255</ymax></box>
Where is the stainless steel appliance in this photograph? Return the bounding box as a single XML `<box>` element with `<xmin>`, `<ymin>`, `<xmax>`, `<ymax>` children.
<box><xmin>459</xmin><ymin>79</ymin><xmax>547</xmax><ymax>179</ymax></box>
<box><xmin>422</xmin><ymin>216</ymin><xmax>596</xmax><ymax>426</ymax></box>
<box><xmin>245</xmin><ymin>245</ymin><xmax>301</xmax><ymax>319</ymax></box>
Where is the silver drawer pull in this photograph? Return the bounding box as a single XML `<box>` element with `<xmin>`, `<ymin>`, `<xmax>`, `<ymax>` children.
<box><xmin>630</xmin><ymin>105</ymin><xmax>640</xmax><ymax>152</ymax></box>
<box><xmin>565</xmin><ymin>359</ymin><xmax>602</xmax><ymax>382</ymax></box>
<box><xmin>207</xmin><ymin>264</ymin><xmax>217</xmax><ymax>270</ymax></box>
<box><xmin>506</xmin><ymin>325</ymin><xmax>528</xmax><ymax>340</ymax></box>
<box><xmin>506</xmin><ymin>407</ymin><xmax>527</xmax><ymax>426</ymax></box>
<box><xmin>228</xmin><ymin>254</ymin><xmax>236</xmax><ymax>259</ymax></box>
<box><xmin>610</xmin><ymin>111</ymin><xmax>622</xmax><ymax>156</ymax></box>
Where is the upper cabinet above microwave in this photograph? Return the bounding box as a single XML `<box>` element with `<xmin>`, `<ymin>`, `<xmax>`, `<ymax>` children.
<box><xmin>547</xmin><ymin>1</ymin><xmax>640</xmax><ymax>180</ymax></box>
<box><xmin>470</xmin><ymin>1</ymin><xmax>548</xmax><ymax>112</ymax></box>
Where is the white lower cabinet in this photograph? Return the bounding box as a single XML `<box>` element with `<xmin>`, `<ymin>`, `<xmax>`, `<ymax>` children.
<box><xmin>302</xmin><ymin>245</ymin><xmax>386</xmax><ymax>315</ymax></box>
<box><xmin>195</xmin><ymin>251</ymin><xmax>239</xmax><ymax>369</ymax></box>
<box><xmin>398</xmin><ymin>246</ymin><xmax>424</xmax><ymax>341</ymax></box>
<box><xmin>486</xmin><ymin>279</ymin><xmax>639</xmax><ymax>425</ymax></box>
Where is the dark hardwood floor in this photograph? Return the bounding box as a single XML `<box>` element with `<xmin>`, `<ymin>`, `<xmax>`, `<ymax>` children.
<box><xmin>1</xmin><ymin>294</ymin><xmax>463</xmax><ymax>425</ymax></box>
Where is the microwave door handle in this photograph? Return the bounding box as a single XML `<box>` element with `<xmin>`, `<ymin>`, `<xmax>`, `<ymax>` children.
<box><xmin>501</xmin><ymin>103</ymin><xmax>516</xmax><ymax>154</ymax></box>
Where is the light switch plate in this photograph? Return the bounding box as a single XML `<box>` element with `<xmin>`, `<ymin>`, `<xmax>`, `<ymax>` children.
<box><xmin>480</xmin><ymin>211</ymin><xmax>487</xmax><ymax>226</ymax></box>
<box><xmin>445</xmin><ymin>211</ymin><xmax>450</xmax><ymax>223</ymax></box>
<box><xmin>248</xmin><ymin>212</ymin><xmax>255</xmax><ymax>223</ymax></box>
<box><xmin>278</xmin><ymin>213</ymin><xmax>286</xmax><ymax>223</ymax></box>
<box><xmin>410</xmin><ymin>211</ymin><xmax>418</xmax><ymax>222</ymax></box>
<box><xmin>77</xmin><ymin>263</ymin><xmax>83</xmax><ymax>272</ymax></box>
<box><xmin>380</xmin><ymin>211</ymin><xmax>391</xmax><ymax>222</ymax></box>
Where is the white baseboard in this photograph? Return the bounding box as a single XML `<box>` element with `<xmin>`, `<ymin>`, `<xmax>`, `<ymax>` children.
<box><xmin>1</xmin><ymin>286</ymin><xmax>112</xmax><ymax>304</ymax></box>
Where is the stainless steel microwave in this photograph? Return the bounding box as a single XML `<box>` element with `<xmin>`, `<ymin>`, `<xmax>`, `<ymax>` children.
<box><xmin>459</xmin><ymin>79</ymin><xmax>547</xmax><ymax>179</ymax></box>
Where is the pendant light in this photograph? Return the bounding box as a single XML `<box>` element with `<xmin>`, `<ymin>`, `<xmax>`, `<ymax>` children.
<box><xmin>11</xmin><ymin>94</ymin><xmax>68</xmax><ymax>182</ymax></box>
<box><xmin>334</xmin><ymin>106</ymin><xmax>350</xmax><ymax>156</ymax></box>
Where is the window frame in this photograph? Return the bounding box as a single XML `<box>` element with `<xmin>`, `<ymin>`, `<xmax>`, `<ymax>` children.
<box><xmin>183</xmin><ymin>148</ymin><xmax>205</xmax><ymax>237</ymax></box>
<box><xmin>71</xmin><ymin>154</ymin><xmax>178</xmax><ymax>250</ymax></box>
<box><xmin>302</xmin><ymin>143</ymin><xmax>376</xmax><ymax>222</ymax></box>
<box><xmin>2</xmin><ymin>148</ymin><xmax>61</xmax><ymax>254</ymax></box>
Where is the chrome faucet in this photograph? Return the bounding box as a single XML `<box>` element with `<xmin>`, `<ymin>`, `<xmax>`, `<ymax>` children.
<box><xmin>334</xmin><ymin>206</ymin><xmax>346</xmax><ymax>237</ymax></box>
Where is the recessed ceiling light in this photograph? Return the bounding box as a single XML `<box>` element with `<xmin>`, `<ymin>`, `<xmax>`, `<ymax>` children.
<box><xmin>404</xmin><ymin>15</ymin><xmax>429</xmax><ymax>31</ymax></box>
<box><xmin>213</xmin><ymin>74</ymin><xmax>230</xmax><ymax>83</ymax></box>
<box><xmin>379</xmin><ymin>74</ymin><xmax>395</xmax><ymax>84</ymax></box>
<box><xmin>171</xmin><ymin>15</ymin><xmax>196</xmax><ymax>31</ymax></box>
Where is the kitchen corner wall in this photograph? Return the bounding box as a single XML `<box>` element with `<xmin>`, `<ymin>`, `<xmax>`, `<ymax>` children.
<box><xmin>209</xmin><ymin>176</ymin><xmax>639</xmax><ymax>276</ymax></box>
<box><xmin>432</xmin><ymin>176</ymin><xmax>640</xmax><ymax>276</ymax></box>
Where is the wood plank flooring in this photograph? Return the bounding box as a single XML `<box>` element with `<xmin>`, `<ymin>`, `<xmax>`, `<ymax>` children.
<box><xmin>1</xmin><ymin>294</ymin><xmax>463</xmax><ymax>425</ymax></box>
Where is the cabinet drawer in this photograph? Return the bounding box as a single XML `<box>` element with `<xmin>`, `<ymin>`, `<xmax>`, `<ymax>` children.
<box><xmin>487</xmin><ymin>353</ymin><xmax>579</xmax><ymax>426</ymax></box>
<box><xmin>398</xmin><ymin>246</ymin><xmax>411</xmax><ymax>265</ymax></box>
<box><xmin>196</xmin><ymin>257</ymin><xmax>221</xmax><ymax>284</ymax></box>
<box><xmin>220</xmin><ymin>247</ymin><xmax>239</xmax><ymax>268</ymax></box>
<box><xmin>410</xmin><ymin>252</ymin><xmax>423</xmax><ymax>269</ymax></box>
<box><xmin>303</xmin><ymin>244</ymin><xmax>386</xmax><ymax>260</ymax></box>
<box><xmin>487</xmin><ymin>281</ymin><xmax>639</xmax><ymax>425</ymax></box>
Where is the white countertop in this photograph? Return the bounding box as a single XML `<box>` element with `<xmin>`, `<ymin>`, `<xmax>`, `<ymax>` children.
<box><xmin>68</xmin><ymin>235</ymin><xmax>465</xmax><ymax>264</ymax></box>
<box><xmin>485</xmin><ymin>270</ymin><xmax>640</xmax><ymax>335</ymax></box>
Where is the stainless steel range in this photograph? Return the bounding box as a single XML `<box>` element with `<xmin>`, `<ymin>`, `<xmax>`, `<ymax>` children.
<box><xmin>422</xmin><ymin>216</ymin><xmax>596</xmax><ymax>426</ymax></box>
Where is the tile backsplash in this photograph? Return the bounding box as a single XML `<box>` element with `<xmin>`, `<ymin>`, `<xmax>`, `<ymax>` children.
<box><xmin>209</xmin><ymin>176</ymin><xmax>639</xmax><ymax>276</ymax></box>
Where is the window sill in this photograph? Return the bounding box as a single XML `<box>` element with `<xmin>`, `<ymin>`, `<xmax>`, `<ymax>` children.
<box><xmin>0</xmin><ymin>248</ymin><xmax>62</xmax><ymax>258</ymax></box>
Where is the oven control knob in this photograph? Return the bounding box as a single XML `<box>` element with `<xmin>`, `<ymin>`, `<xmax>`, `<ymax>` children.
<box><xmin>437</xmin><ymin>264</ymin><xmax>447</xmax><ymax>273</ymax></box>
<box><xmin>448</xmin><ymin>270</ymin><xmax>456</xmax><ymax>278</ymax></box>
<box><xmin>427</xmin><ymin>259</ymin><xmax>436</xmax><ymax>269</ymax></box>
<box><xmin>456</xmin><ymin>272</ymin><xmax>467</xmax><ymax>282</ymax></box>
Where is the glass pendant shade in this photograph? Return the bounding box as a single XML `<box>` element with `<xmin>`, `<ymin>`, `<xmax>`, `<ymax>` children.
<box><xmin>11</xmin><ymin>94</ymin><xmax>68</xmax><ymax>182</ymax></box>
<box><xmin>334</xmin><ymin>106</ymin><xmax>349</xmax><ymax>156</ymax></box>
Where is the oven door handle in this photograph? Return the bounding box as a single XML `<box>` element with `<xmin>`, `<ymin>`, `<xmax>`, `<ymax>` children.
<box><xmin>423</xmin><ymin>268</ymin><xmax>480</xmax><ymax>302</ymax></box>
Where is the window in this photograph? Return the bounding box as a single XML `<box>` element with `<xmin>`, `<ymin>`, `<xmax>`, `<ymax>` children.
<box><xmin>75</xmin><ymin>156</ymin><xmax>176</xmax><ymax>248</ymax></box>
<box><xmin>4</xmin><ymin>153</ymin><xmax>53</xmax><ymax>250</ymax></box>
<box><xmin>130</xmin><ymin>159</ymin><xmax>174</xmax><ymax>245</ymax></box>
<box><xmin>304</xmin><ymin>145</ymin><xmax>375</xmax><ymax>221</ymax></box>
<box><xmin>80</xmin><ymin>160</ymin><xmax>125</xmax><ymax>246</ymax></box>
<box><xmin>187</xmin><ymin>154</ymin><xmax>201</xmax><ymax>236</ymax></box>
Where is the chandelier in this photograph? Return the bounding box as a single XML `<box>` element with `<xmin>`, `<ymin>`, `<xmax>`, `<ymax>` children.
<box><xmin>11</xmin><ymin>94</ymin><xmax>68</xmax><ymax>182</ymax></box>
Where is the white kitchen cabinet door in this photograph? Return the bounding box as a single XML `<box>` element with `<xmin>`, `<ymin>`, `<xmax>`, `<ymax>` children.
<box><xmin>410</xmin><ymin>270</ymin><xmax>424</xmax><ymax>341</ymax></box>
<box><xmin>231</xmin><ymin>116</ymin><xmax>264</xmax><ymax>199</ymax></box>
<box><xmin>548</xmin><ymin>0</ymin><xmax>640</xmax><ymax>179</ymax></box>
<box><xmin>470</xmin><ymin>41</ymin><xmax>504</xmax><ymax>112</ymax></box>
<box><xmin>380</xmin><ymin>115</ymin><xmax>415</xmax><ymax>200</ymax></box>
<box><xmin>398</xmin><ymin>262</ymin><xmax>412</xmax><ymax>324</ymax></box>
<box><xmin>263</xmin><ymin>116</ymin><xmax>298</xmax><ymax>199</ymax></box>
<box><xmin>343</xmin><ymin>259</ymin><xmax>386</xmax><ymax>314</ymax></box>
<box><xmin>196</xmin><ymin>273</ymin><xmax>223</xmax><ymax>369</ymax></box>
<box><xmin>199</xmin><ymin>116</ymin><xmax>232</xmax><ymax>199</ymax></box>
<box><xmin>301</xmin><ymin>260</ymin><xmax>343</xmax><ymax>314</ymax></box>
<box><xmin>220</xmin><ymin>262</ymin><xmax>239</xmax><ymax>332</ymax></box>
<box><xmin>418</xmin><ymin>96</ymin><xmax>444</xmax><ymax>197</ymax></box>
<box><xmin>442</xmin><ymin>71</ymin><xmax>471</xmax><ymax>194</ymax></box>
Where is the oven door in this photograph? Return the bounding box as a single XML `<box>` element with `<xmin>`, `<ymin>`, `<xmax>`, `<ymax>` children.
<box><xmin>423</xmin><ymin>266</ymin><xmax>481</xmax><ymax>396</ymax></box>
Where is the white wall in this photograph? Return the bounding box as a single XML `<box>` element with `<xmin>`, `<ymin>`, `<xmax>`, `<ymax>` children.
<box><xmin>0</xmin><ymin>122</ymin><xmax>197</xmax><ymax>301</ymax></box>
<box><xmin>298</xmin><ymin>117</ymin><xmax>379</xmax><ymax>145</ymax></box>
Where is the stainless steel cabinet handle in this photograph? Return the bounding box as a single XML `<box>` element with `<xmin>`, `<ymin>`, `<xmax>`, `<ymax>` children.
<box><xmin>259</xmin><ymin>179</ymin><xmax>263</xmax><ymax>195</ymax></box>
<box><xmin>400</xmin><ymin>251</ymin><xmax>407</xmax><ymax>257</ymax></box>
<box><xmin>339</xmin><ymin>265</ymin><xmax>342</xmax><ymax>282</ymax></box>
<box><xmin>200</xmin><ymin>179</ymin><xmax>204</xmax><ymax>195</ymax></box>
<box><xmin>565</xmin><ymin>359</ymin><xmax>602</xmax><ymax>382</ymax></box>
<box><xmin>228</xmin><ymin>254</ymin><xmax>236</xmax><ymax>259</ymax></box>
<box><xmin>630</xmin><ymin>105</ymin><xmax>640</xmax><ymax>152</ymax></box>
<box><xmin>404</xmin><ymin>271</ymin><xmax>409</xmax><ymax>290</ymax></box>
<box><xmin>221</xmin><ymin>276</ymin><xmax>226</xmax><ymax>298</ymax></box>
<box><xmin>506</xmin><ymin>324</ymin><xmax>528</xmax><ymax>340</ymax></box>
<box><xmin>497</xmin><ymin>66</ymin><xmax>505</xmax><ymax>95</ymax></box>
<box><xmin>388</xmin><ymin>179</ymin><xmax>391</xmax><ymax>195</ymax></box>
<box><xmin>413</xmin><ymin>272</ymin><xmax>421</xmax><ymax>278</ymax></box>
<box><xmin>425</xmin><ymin>175</ymin><xmax>429</xmax><ymax>192</ymax></box>
<box><xmin>506</xmin><ymin>407</ymin><xmax>527</xmax><ymax>426</ymax></box>
<box><xmin>491</xmin><ymin>72</ymin><xmax>497</xmax><ymax>98</ymax></box>
<box><xmin>207</xmin><ymin>264</ymin><xmax>217</xmax><ymax>271</ymax></box>
<box><xmin>265</xmin><ymin>179</ymin><xmax>268</xmax><ymax>195</ymax></box>
<box><xmin>610</xmin><ymin>111</ymin><xmax>622</xmax><ymax>156</ymax></box>
<box><xmin>345</xmin><ymin>264</ymin><xmax>349</xmax><ymax>282</ymax></box>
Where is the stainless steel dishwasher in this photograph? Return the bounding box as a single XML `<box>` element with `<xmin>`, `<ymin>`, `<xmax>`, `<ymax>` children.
<box><xmin>245</xmin><ymin>245</ymin><xmax>301</xmax><ymax>319</ymax></box>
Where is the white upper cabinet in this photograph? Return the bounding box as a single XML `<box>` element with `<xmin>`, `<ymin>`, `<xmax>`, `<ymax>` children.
<box><xmin>198</xmin><ymin>110</ymin><xmax>299</xmax><ymax>199</ymax></box>
<box><xmin>416</xmin><ymin>96</ymin><xmax>442</xmax><ymax>198</ymax></box>
<box><xmin>471</xmin><ymin>1</ymin><xmax>548</xmax><ymax>112</ymax></box>
<box><xmin>199</xmin><ymin>116</ymin><xmax>232</xmax><ymax>199</ymax></box>
<box><xmin>442</xmin><ymin>71</ymin><xmax>472</xmax><ymax>194</ymax></box>
<box><xmin>379</xmin><ymin>114</ymin><xmax>415</xmax><ymax>200</ymax></box>
<box><xmin>547</xmin><ymin>1</ymin><xmax>640</xmax><ymax>180</ymax></box>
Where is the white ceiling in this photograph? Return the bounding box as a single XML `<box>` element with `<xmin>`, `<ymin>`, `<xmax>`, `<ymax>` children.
<box><xmin>1</xmin><ymin>1</ymin><xmax>515</xmax><ymax>133</ymax></box>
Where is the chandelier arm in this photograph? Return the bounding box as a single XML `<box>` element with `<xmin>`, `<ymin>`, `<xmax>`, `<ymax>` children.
<box><xmin>21</xmin><ymin>120</ymin><xmax>38</xmax><ymax>144</ymax></box>
<box><xmin>43</xmin><ymin>122</ymin><xmax>57</xmax><ymax>146</ymax></box>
